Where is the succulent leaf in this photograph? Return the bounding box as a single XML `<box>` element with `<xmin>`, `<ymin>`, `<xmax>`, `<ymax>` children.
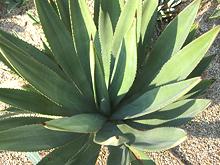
<box><xmin>129</xmin><ymin>146</ymin><xmax>155</xmax><ymax>165</ymax></box>
<box><xmin>98</xmin><ymin>1</ymin><xmax>114</xmax><ymax>87</ymax></box>
<box><xmin>0</xmin><ymin>88</ymin><xmax>73</xmax><ymax>116</ymax></box>
<box><xmin>130</xmin><ymin>0</ymin><xmax>201</xmax><ymax>96</ymax></box>
<box><xmin>90</xmin><ymin>37</ymin><xmax>111</xmax><ymax>115</ymax></box>
<box><xmin>149</xmin><ymin>26</ymin><xmax>220</xmax><ymax>88</ymax></box>
<box><xmin>181</xmin><ymin>79</ymin><xmax>215</xmax><ymax>99</ymax></box>
<box><xmin>0</xmin><ymin>44</ymin><xmax>93</xmax><ymax>112</ymax></box>
<box><xmin>107</xmin><ymin>145</ymin><xmax>130</xmax><ymax>165</ymax></box>
<box><xmin>130</xmin><ymin>99</ymin><xmax>211</xmax><ymax>128</ymax></box>
<box><xmin>112</xmin><ymin>77</ymin><xmax>201</xmax><ymax>120</ymax></box>
<box><xmin>54</xmin><ymin>0</ymin><xmax>71</xmax><ymax>33</ymax></box>
<box><xmin>110</xmin><ymin>17</ymin><xmax>137</xmax><ymax>106</ymax></box>
<box><xmin>118</xmin><ymin>124</ymin><xmax>187</xmax><ymax>152</ymax></box>
<box><xmin>111</xmin><ymin>0</ymin><xmax>138</xmax><ymax>69</ymax></box>
<box><xmin>94</xmin><ymin>122</ymin><xmax>129</xmax><ymax>146</ymax></box>
<box><xmin>0</xmin><ymin>125</ymin><xmax>78</xmax><ymax>152</ymax></box>
<box><xmin>0</xmin><ymin>29</ymin><xmax>64</xmax><ymax>78</ymax></box>
<box><xmin>38</xmin><ymin>135</ymin><xmax>89</xmax><ymax>165</ymax></box>
<box><xmin>0</xmin><ymin>117</ymin><xmax>50</xmax><ymax>132</ymax></box>
<box><xmin>66</xmin><ymin>138</ymin><xmax>101</xmax><ymax>165</ymax></box>
<box><xmin>45</xmin><ymin>114</ymin><xmax>107</xmax><ymax>133</ymax></box>
<box><xmin>35</xmin><ymin>0</ymin><xmax>94</xmax><ymax>99</ymax></box>
<box><xmin>188</xmin><ymin>55</ymin><xmax>217</xmax><ymax>78</ymax></box>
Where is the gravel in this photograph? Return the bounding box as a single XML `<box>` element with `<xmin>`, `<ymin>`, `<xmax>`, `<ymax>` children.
<box><xmin>0</xmin><ymin>0</ymin><xmax>219</xmax><ymax>164</ymax></box>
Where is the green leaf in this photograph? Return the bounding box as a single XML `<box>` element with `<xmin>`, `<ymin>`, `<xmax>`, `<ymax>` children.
<box><xmin>99</xmin><ymin>0</ymin><xmax>121</xmax><ymax>31</ymax></box>
<box><xmin>181</xmin><ymin>79</ymin><xmax>215</xmax><ymax>99</ymax></box>
<box><xmin>111</xmin><ymin>0</ymin><xmax>138</xmax><ymax>64</ymax></box>
<box><xmin>94</xmin><ymin>122</ymin><xmax>129</xmax><ymax>146</ymax></box>
<box><xmin>0</xmin><ymin>44</ymin><xmax>94</xmax><ymax>113</ymax></box>
<box><xmin>35</xmin><ymin>0</ymin><xmax>93</xmax><ymax>99</ymax></box>
<box><xmin>129</xmin><ymin>146</ymin><xmax>155</xmax><ymax>165</ymax></box>
<box><xmin>0</xmin><ymin>52</ymin><xmax>16</xmax><ymax>72</ymax></box>
<box><xmin>94</xmin><ymin>0</ymin><xmax>101</xmax><ymax>27</ymax></box>
<box><xmin>54</xmin><ymin>0</ymin><xmax>71</xmax><ymax>32</ymax></box>
<box><xmin>0</xmin><ymin>29</ymin><xmax>64</xmax><ymax>77</ymax></box>
<box><xmin>137</xmin><ymin>0</ymin><xmax>158</xmax><ymax>68</ymax></box>
<box><xmin>0</xmin><ymin>125</ymin><xmax>78</xmax><ymax>152</ymax></box>
<box><xmin>183</xmin><ymin>23</ymin><xmax>199</xmax><ymax>47</ymax></box>
<box><xmin>0</xmin><ymin>88</ymin><xmax>74</xmax><ymax>116</ymax></box>
<box><xmin>0</xmin><ymin>117</ymin><xmax>50</xmax><ymax>131</ymax></box>
<box><xmin>118</xmin><ymin>124</ymin><xmax>187</xmax><ymax>152</ymax></box>
<box><xmin>149</xmin><ymin>26</ymin><xmax>220</xmax><ymax>88</ymax></box>
<box><xmin>90</xmin><ymin>37</ymin><xmax>111</xmax><ymax>115</ymax></box>
<box><xmin>69</xmin><ymin>0</ymin><xmax>96</xmax><ymax>86</ymax></box>
<box><xmin>107</xmin><ymin>145</ymin><xmax>130</xmax><ymax>165</ymax></box>
<box><xmin>38</xmin><ymin>135</ymin><xmax>89</xmax><ymax>165</ymax></box>
<box><xmin>110</xmin><ymin>18</ymin><xmax>137</xmax><ymax>106</ymax></box>
<box><xmin>131</xmin><ymin>0</ymin><xmax>201</xmax><ymax>95</ymax></box>
<box><xmin>66</xmin><ymin>139</ymin><xmax>101</xmax><ymax>165</ymax></box>
<box><xmin>98</xmin><ymin>1</ymin><xmax>114</xmax><ymax>87</ymax></box>
<box><xmin>141</xmin><ymin>0</ymin><xmax>158</xmax><ymax>42</ymax></box>
<box><xmin>45</xmin><ymin>113</ymin><xmax>107</xmax><ymax>133</ymax></box>
<box><xmin>188</xmin><ymin>55</ymin><xmax>216</xmax><ymax>78</ymax></box>
<box><xmin>112</xmin><ymin>77</ymin><xmax>201</xmax><ymax>120</ymax></box>
<box><xmin>131</xmin><ymin>99</ymin><xmax>211</xmax><ymax>128</ymax></box>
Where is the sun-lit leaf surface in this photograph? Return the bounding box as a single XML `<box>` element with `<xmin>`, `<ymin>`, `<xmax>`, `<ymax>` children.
<box><xmin>45</xmin><ymin>113</ymin><xmax>107</xmax><ymax>133</ymax></box>
<box><xmin>112</xmin><ymin>78</ymin><xmax>201</xmax><ymax>119</ymax></box>
<box><xmin>118</xmin><ymin>124</ymin><xmax>187</xmax><ymax>152</ymax></box>
<box><xmin>35</xmin><ymin>0</ymin><xmax>93</xmax><ymax>99</ymax></box>
<box><xmin>130</xmin><ymin>0</ymin><xmax>201</xmax><ymax>96</ymax></box>
<box><xmin>130</xmin><ymin>99</ymin><xmax>211</xmax><ymax>128</ymax></box>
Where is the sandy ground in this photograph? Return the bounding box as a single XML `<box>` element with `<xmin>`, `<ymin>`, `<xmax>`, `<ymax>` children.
<box><xmin>0</xmin><ymin>0</ymin><xmax>219</xmax><ymax>164</ymax></box>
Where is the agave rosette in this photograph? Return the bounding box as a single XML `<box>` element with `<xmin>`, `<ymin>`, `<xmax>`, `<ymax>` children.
<box><xmin>0</xmin><ymin>0</ymin><xmax>219</xmax><ymax>164</ymax></box>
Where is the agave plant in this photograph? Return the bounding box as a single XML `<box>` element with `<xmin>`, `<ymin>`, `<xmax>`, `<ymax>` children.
<box><xmin>0</xmin><ymin>0</ymin><xmax>219</xmax><ymax>164</ymax></box>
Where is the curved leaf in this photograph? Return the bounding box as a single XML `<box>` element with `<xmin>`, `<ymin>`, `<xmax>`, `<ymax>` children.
<box><xmin>0</xmin><ymin>44</ymin><xmax>94</xmax><ymax>113</ymax></box>
<box><xmin>94</xmin><ymin>122</ymin><xmax>129</xmax><ymax>146</ymax></box>
<box><xmin>112</xmin><ymin>77</ymin><xmax>201</xmax><ymax>120</ymax></box>
<box><xmin>181</xmin><ymin>79</ymin><xmax>215</xmax><ymax>99</ymax></box>
<box><xmin>149</xmin><ymin>26</ymin><xmax>220</xmax><ymax>87</ymax></box>
<box><xmin>99</xmin><ymin>1</ymin><xmax>114</xmax><ymax>87</ymax></box>
<box><xmin>118</xmin><ymin>124</ymin><xmax>187</xmax><ymax>152</ymax></box>
<box><xmin>183</xmin><ymin>23</ymin><xmax>199</xmax><ymax>47</ymax></box>
<box><xmin>35</xmin><ymin>0</ymin><xmax>93</xmax><ymax>99</ymax></box>
<box><xmin>90</xmin><ymin>37</ymin><xmax>111</xmax><ymax>115</ymax></box>
<box><xmin>45</xmin><ymin>113</ymin><xmax>107</xmax><ymax>133</ymax></box>
<box><xmin>188</xmin><ymin>54</ymin><xmax>216</xmax><ymax>78</ymax></box>
<box><xmin>131</xmin><ymin>99</ymin><xmax>211</xmax><ymax>128</ymax></box>
<box><xmin>0</xmin><ymin>88</ymin><xmax>73</xmax><ymax>116</ymax></box>
<box><xmin>66</xmin><ymin>139</ymin><xmax>100</xmax><ymax>165</ymax></box>
<box><xmin>54</xmin><ymin>0</ymin><xmax>71</xmax><ymax>32</ymax></box>
<box><xmin>69</xmin><ymin>0</ymin><xmax>96</xmax><ymax>85</ymax></box>
<box><xmin>131</xmin><ymin>0</ymin><xmax>201</xmax><ymax>95</ymax></box>
<box><xmin>0</xmin><ymin>29</ymin><xmax>64</xmax><ymax>78</ymax></box>
<box><xmin>0</xmin><ymin>125</ymin><xmax>78</xmax><ymax>152</ymax></box>
<box><xmin>111</xmin><ymin>0</ymin><xmax>138</xmax><ymax>63</ymax></box>
<box><xmin>38</xmin><ymin>135</ymin><xmax>89</xmax><ymax>165</ymax></box>
<box><xmin>110</xmin><ymin>18</ymin><xmax>137</xmax><ymax>106</ymax></box>
<box><xmin>107</xmin><ymin>145</ymin><xmax>130</xmax><ymax>165</ymax></box>
<box><xmin>0</xmin><ymin>117</ymin><xmax>50</xmax><ymax>131</ymax></box>
<box><xmin>129</xmin><ymin>146</ymin><xmax>155</xmax><ymax>165</ymax></box>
